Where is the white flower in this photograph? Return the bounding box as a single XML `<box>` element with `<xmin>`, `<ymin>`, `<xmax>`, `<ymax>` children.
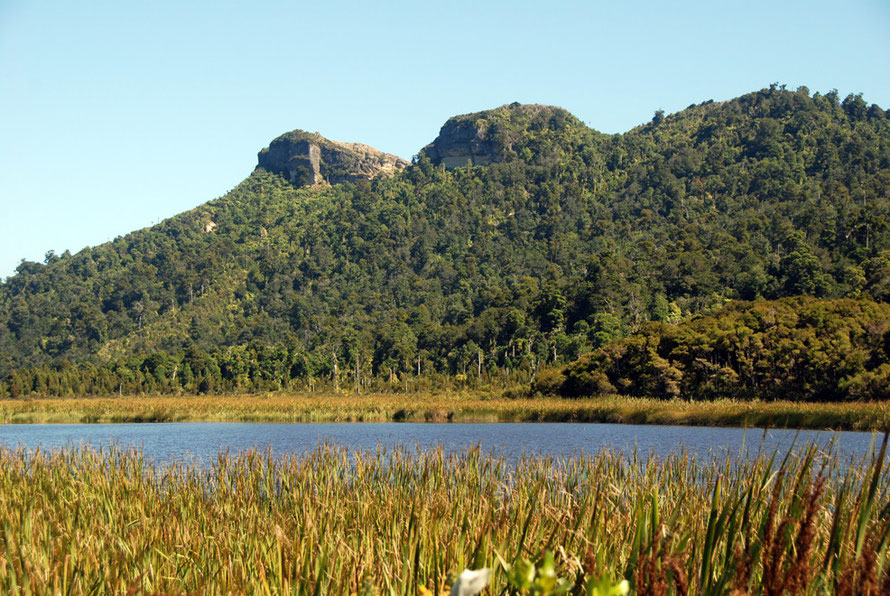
<box><xmin>450</xmin><ymin>568</ymin><xmax>491</xmax><ymax>596</ymax></box>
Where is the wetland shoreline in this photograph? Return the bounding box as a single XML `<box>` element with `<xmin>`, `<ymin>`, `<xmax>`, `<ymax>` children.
<box><xmin>1</xmin><ymin>393</ymin><xmax>888</xmax><ymax>431</ymax></box>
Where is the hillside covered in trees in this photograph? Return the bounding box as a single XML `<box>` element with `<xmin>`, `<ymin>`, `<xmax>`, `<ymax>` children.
<box><xmin>534</xmin><ymin>296</ymin><xmax>890</xmax><ymax>401</ymax></box>
<box><xmin>1</xmin><ymin>85</ymin><xmax>889</xmax><ymax>397</ymax></box>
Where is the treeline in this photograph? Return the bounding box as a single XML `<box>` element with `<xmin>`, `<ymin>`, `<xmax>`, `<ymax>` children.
<box><xmin>1</xmin><ymin>86</ymin><xmax>889</xmax><ymax>384</ymax></box>
<box><xmin>535</xmin><ymin>297</ymin><xmax>890</xmax><ymax>401</ymax></box>
<box><xmin>0</xmin><ymin>340</ymin><xmax>540</xmax><ymax>398</ymax></box>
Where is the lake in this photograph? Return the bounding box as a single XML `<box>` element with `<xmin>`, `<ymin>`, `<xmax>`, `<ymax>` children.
<box><xmin>0</xmin><ymin>422</ymin><xmax>883</xmax><ymax>464</ymax></box>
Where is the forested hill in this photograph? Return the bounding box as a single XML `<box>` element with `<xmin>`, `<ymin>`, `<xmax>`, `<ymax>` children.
<box><xmin>2</xmin><ymin>85</ymin><xmax>890</xmax><ymax>394</ymax></box>
<box><xmin>534</xmin><ymin>296</ymin><xmax>890</xmax><ymax>402</ymax></box>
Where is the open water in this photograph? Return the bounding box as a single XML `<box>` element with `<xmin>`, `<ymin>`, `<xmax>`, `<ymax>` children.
<box><xmin>0</xmin><ymin>422</ymin><xmax>883</xmax><ymax>465</ymax></box>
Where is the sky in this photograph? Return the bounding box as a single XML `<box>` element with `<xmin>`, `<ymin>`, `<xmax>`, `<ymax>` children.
<box><xmin>1</xmin><ymin>0</ymin><xmax>889</xmax><ymax>279</ymax></box>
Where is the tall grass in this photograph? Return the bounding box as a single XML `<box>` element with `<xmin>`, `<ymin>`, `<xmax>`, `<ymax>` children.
<box><xmin>1</xmin><ymin>438</ymin><xmax>888</xmax><ymax>594</ymax></box>
<box><xmin>2</xmin><ymin>393</ymin><xmax>890</xmax><ymax>430</ymax></box>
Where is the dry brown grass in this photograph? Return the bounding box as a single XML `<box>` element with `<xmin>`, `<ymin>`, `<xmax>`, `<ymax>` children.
<box><xmin>1</xmin><ymin>441</ymin><xmax>888</xmax><ymax>594</ymax></box>
<box><xmin>1</xmin><ymin>393</ymin><xmax>889</xmax><ymax>430</ymax></box>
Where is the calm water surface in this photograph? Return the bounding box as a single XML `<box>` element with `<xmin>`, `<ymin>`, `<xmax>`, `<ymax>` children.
<box><xmin>0</xmin><ymin>422</ymin><xmax>883</xmax><ymax>464</ymax></box>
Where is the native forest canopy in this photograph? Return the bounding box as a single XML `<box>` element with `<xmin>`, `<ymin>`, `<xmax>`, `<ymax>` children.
<box><xmin>2</xmin><ymin>85</ymin><xmax>890</xmax><ymax>398</ymax></box>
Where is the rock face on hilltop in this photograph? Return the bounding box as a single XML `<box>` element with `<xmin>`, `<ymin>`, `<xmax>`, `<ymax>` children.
<box><xmin>422</xmin><ymin>103</ymin><xmax>585</xmax><ymax>169</ymax></box>
<box><xmin>257</xmin><ymin>131</ymin><xmax>408</xmax><ymax>188</ymax></box>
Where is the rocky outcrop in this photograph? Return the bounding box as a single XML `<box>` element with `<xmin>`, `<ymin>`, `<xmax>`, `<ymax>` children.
<box><xmin>257</xmin><ymin>130</ymin><xmax>408</xmax><ymax>188</ymax></box>
<box><xmin>422</xmin><ymin>116</ymin><xmax>502</xmax><ymax>169</ymax></box>
<box><xmin>422</xmin><ymin>103</ymin><xmax>582</xmax><ymax>169</ymax></box>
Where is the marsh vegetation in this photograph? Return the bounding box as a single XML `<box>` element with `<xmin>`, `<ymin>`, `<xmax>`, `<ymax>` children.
<box><xmin>1</xmin><ymin>437</ymin><xmax>888</xmax><ymax>594</ymax></box>
<box><xmin>2</xmin><ymin>393</ymin><xmax>890</xmax><ymax>431</ymax></box>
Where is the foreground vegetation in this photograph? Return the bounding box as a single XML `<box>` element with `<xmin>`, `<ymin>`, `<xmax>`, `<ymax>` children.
<box><xmin>1</xmin><ymin>438</ymin><xmax>889</xmax><ymax>594</ymax></box>
<box><xmin>2</xmin><ymin>393</ymin><xmax>890</xmax><ymax>430</ymax></box>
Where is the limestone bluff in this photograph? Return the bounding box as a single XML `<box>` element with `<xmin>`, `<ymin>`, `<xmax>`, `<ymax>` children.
<box><xmin>256</xmin><ymin>103</ymin><xmax>584</xmax><ymax>188</ymax></box>
<box><xmin>422</xmin><ymin>103</ymin><xmax>584</xmax><ymax>169</ymax></box>
<box><xmin>257</xmin><ymin>130</ymin><xmax>409</xmax><ymax>188</ymax></box>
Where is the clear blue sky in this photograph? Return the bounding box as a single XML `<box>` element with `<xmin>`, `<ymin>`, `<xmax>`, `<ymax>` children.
<box><xmin>2</xmin><ymin>0</ymin><xmax>889</xmax><ymax>279</ymax></box>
